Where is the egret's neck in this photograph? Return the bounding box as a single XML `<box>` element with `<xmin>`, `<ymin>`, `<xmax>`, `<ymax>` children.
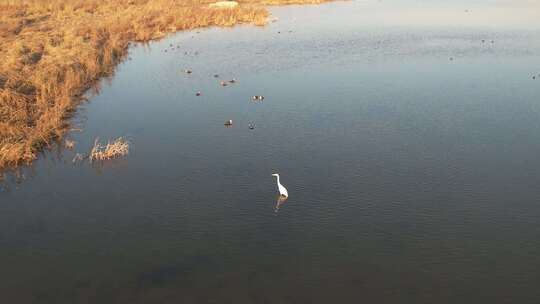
<box><xmin>275</xmin><ymin>175</ymin><xmax>280</xmax><ymax>184</ymax></box>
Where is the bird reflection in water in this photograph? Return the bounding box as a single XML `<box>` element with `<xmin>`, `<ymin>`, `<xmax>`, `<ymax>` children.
<box><xmin>274</xmin><ymin>195</ymin><xmax>288</xmax><ymax>213</ymax></box>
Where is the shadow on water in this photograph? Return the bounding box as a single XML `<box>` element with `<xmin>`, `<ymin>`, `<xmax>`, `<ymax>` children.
<box><xmin>135</xmin><ymin>254</ymin><xmax>216</xmax><ymax>290</ymax></box>
<box><xmin>0</xmin><ymin>168</ymin><xmax>27</xmax><ymax>193</ymax></box>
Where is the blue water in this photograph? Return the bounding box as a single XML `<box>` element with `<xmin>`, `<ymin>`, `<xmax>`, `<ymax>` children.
<box><xmin>2</xmin><ymin>1</ymin><xmax>540</xmax><ymax>303</ymax></box>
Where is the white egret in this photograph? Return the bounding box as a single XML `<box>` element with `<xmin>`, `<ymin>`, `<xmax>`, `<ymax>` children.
<box><xmin>272</xmin><ymin>173</ymin><xmax>288</xmax><ymax>198</ymax></box>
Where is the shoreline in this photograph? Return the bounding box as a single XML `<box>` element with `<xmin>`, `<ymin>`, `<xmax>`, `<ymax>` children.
<box><xmin>0</xmin><ymin>0</ymin><xmax>330</xmax><ymax>170</ymax></box>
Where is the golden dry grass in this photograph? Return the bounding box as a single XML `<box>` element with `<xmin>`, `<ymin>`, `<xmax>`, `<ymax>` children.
<box><xmin>89</xmin><ymin>137</ymin><xmax>129</xmax><ymax>162</ymax></box>
<box><xmin>0</xmin><ymin>0</ymin><xmax>330</xmax><ymax>169</ymax></box>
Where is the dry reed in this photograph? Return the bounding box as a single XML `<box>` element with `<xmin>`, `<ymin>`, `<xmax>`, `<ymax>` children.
<box><xmin>0</xmin><ymin>0</ymin><xmax>331</xmax><ymax>169</ymax></box>
<box><xmin>89</xmin><ymin>137</ymin><xmax>129</xmax><ymax>162</ymax></box>
<box><xmin>64</xmin><ymin>139</ymin><xmax>75</xmax><ymax>149</ymax></box>
<box><xmin>72</xmin><ymin>152</ymin><xmax>84</xmax><ymax>164</ymax></box>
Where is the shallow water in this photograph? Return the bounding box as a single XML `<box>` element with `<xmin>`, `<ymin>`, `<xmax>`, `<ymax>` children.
<box><xmin>2</xmin><ymin>1</ymin><xmax>540</xmax><ymax>303</ymax></box>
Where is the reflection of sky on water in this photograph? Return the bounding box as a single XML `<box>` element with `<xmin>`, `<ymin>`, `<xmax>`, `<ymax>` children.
<box><xmin>273</xmin><ymin>0</ymin><xmax>540</xmax><ymax>30</ymax></box>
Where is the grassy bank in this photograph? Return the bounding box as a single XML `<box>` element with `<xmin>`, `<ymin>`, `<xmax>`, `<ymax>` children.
<box><xmin>0</xmin><ymin>0</ymin><xmax>328</xmax><ymax>169</ymax></box>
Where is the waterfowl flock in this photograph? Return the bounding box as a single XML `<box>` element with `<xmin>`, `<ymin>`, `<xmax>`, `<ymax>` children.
<box><xmin>181</xmin><ymin>61</ymin><xmax>261</xmax><ymax>130</ymax></box>
<box><xmin>166</xmin><ymin>29</ymin><xmax>293</xmax><ymax>133</ymax></box>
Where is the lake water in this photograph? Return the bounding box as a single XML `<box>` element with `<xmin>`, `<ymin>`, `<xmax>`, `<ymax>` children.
<box><xmin>2</xmin><ymin>1</ymin><xmax>540</xmax><ymax>303</ymax></box>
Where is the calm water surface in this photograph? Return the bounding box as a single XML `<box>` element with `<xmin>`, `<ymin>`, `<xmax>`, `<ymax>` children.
<box><xmin>2</xmin><ymin>1</ymin><xmax>540</xmax><ymax>303</ymax></box>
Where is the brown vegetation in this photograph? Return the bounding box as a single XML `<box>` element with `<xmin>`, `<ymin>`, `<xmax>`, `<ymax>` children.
<box><xmin>0</xmin><ymin>0</ymin><xmax>329</xmax><ymax>169</ymax></box>
<box><xmin>89</xmin><ymin>137</ymin><xmax>129</xmax><ymax>162</ymax></box>
<box><xmin>64</xmin><ymin>139</ymin><xmax>75</xmax><ymax>149</ymax></box>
